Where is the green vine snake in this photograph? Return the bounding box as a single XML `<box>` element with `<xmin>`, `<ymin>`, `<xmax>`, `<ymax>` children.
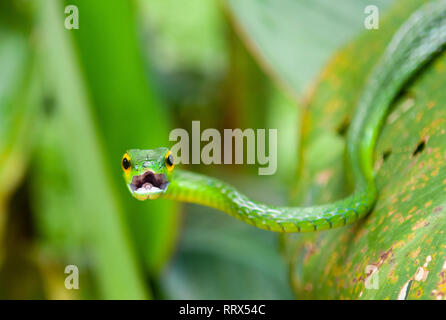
<box><xmin>122</xmin><ymin>1</ymin><xmax>446</xmax><ymax>232</ymax></box>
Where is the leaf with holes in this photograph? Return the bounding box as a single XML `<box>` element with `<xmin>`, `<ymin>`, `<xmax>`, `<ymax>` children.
<box><xmin>280</xmin><ymin>0</ymin><xmax>446</xmax><ymax>299</ymax></box>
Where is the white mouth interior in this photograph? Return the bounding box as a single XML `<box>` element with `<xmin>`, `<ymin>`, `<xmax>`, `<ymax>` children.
<box><xmin>134</xmin><ymin>184</ymin><xmax>164</xmax><ymax>195</ymax></box>
<box><xmin>130</xmin><ymin>170</ymin><xmax>168</xmax><ymax>195</ymax></box>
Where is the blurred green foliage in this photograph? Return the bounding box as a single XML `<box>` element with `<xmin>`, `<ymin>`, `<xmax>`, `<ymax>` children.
<box><xmin>0</xmin><ymin>0</ymin><xmax>298</xmax><ymax>299</ymax></box>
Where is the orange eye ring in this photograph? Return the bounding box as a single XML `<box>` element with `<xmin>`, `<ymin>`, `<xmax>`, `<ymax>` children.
<box><xmin>122</xmin><ymin>153</ymin><xmax>131</xmax><ymax>174</ymax></box>
<box><xmin>165</xmin><ymin>150</ymin><xmax>175</xmax><ymax>171</ymax></box>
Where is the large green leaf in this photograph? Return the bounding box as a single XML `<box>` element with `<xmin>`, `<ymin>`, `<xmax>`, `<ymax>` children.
<box><xmin>224</xmin><ymin>0</ymin><xmax>394</xmax><ymax>97</ymax></box>
<box><xmin>283</xmin><ymin>0</ymin><xmax>446</xmax><ymax>299</ymax></box>
<box><xmin>68</xmin><ymin>0</ymin><xmax>179</xmax><ymax>275</ymax></box>
<box><xmin>35</xmin><ymin>0</ymin><xmax>148</xmax><ymax>299</ymax></box>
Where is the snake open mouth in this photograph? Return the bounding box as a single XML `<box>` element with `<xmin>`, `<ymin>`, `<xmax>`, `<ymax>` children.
<box><xmin>129</xmin><ymin>170</ymin><xmax>169</xmax><ymax>198</ymax></box>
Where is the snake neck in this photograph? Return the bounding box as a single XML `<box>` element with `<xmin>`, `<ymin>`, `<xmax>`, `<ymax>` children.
<box><xmin>163</xmin><ymin>170</ymin><xmax>375</xmax><ymax>232</ymax></box>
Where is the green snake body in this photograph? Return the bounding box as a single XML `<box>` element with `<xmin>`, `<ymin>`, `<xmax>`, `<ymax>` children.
<box><xmin>123</xmin><ymin>1</ymin><xmax>446</xmax><ymax>232</ymax></box>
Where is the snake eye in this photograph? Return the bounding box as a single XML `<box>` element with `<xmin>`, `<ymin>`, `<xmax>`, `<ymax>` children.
<box><xmin>165</xmin><ymin>151</ymin><xmax>175</xmax><ymax>171</ymax></box>
<box><xmin>122</xmin><ymin>154</ymin><xmax>131</xmax><ymax>171</ymax></box>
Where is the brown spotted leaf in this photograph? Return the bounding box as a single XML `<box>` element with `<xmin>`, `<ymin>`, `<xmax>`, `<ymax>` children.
<box><xmin>282</xmin><ymin>0</ymin><xmax>446</xmax><ymax>299</ymax></box>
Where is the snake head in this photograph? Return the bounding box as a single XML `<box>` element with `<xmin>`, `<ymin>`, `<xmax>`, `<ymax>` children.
<box><xmin>121</xmin><ymin>147</ymin><xmax>175</xmax><ymax>200</ymax></box>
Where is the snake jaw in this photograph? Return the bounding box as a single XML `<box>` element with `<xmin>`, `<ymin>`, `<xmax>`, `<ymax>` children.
<box><xmin>129</xmin><ymin>169</ymin><xmax>169</xmax><ymax>200</ymax></box>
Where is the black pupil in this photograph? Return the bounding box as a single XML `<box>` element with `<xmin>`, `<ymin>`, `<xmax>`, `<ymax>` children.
<box><xmin>122</xmin><ymin>157</ymin><xmax>130</xmax><ymax>170</ymax></box>
<box><xmin>167</xmin><ymin>154</ymin><xmax>174</xmax><ymax>166</ymax></box>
